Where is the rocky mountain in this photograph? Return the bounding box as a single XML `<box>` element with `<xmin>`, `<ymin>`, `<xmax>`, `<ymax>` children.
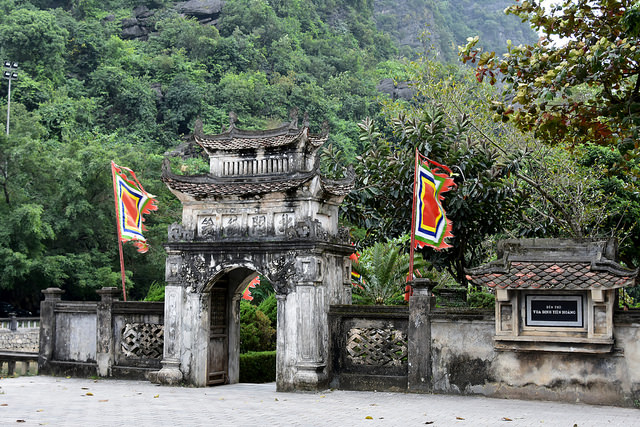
<box><xmin>373</xmin><ymin>0</ymin><xmax>538</xmax><ymax>61</ymax></box>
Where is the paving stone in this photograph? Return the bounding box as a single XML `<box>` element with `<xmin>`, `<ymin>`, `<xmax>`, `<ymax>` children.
<box><xmin>0</xmin><ymin>376</ymin><xmax>637</xmax><ymax>426</ymax></box>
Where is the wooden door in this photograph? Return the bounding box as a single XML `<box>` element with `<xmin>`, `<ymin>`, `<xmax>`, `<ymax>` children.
<box><xmin>207</xmin><ymin>286</ymin><xmax>228</xmax><ymax>385</ymax></box>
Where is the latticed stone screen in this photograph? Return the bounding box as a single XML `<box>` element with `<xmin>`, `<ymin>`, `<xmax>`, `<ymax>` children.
<box><xmin>346</xmin><ymin>327</ymin><xmax>407</xmax><ymax>366</ymax></box>
<box><xmin>121</xmin><ymin>323</ymin><xmax>164</xmax><ymax>359</ymax></box>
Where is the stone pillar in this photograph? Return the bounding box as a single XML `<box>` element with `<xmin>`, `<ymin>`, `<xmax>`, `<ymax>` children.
<box><xmin>38</xmin><ymin>287</ymin><xmax>64</xmax><ymax>373</ymax></box>
<box><xmin>95</xmin><ymin>287</ymin><xmax>119</xmax><ymax>377</ymax></box>
<box><xmin>407</xmin><ymin>278</ymin><xmax>435</xmax><ymax>393</ymax></box>
<box><xmin>182</xmin><ymin>289</ymin><xmax>209</xmax><ymax>386</ymax></box>
<box><xmin>293</xmin><ymin>283</ymin><xmax>329</xmax><ymax>391</ymax></box>
<box><xmin>275</xmin><ymin>292</ymin><xmax>293</xmax><ymax>391</ymax></box>
<box><xmin>156</xmin><ymin>285</ymin><xmax>184</xmax><ymax>385</ymax></box>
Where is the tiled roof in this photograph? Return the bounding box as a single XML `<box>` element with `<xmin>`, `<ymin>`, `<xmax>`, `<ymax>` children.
<box><xmin>466</xmin><ymin>260</ymin><xmax>637</xmax><ymax>291</ymax></box>
<box><xmin>192</xmin><ymin>116</ymin><xmax>329</xmax><ymax>152</ymax></box>
<box><xmin>162</xmin><ymin>160</ymin><xmax>352</xmax><ymax>198</ymax></box>
<box><xmin>195</xmin><ymin>128</ymin><xmax>306</xmax><ymax>151</ymax></box>
<box><xmin>163</xmin><ymin>172</ymin><xmax>314</xmax><ymax>198</ymax></box>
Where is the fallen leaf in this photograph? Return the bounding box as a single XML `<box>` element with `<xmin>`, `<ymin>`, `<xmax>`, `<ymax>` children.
<box><xmin>274</xmin><ymin>398</ymin><xmax>278</xmax><ymax>401</ymax></box>
<box><xmin>1</xmin><ymin>404</ymin><xmax>8</xmax><ymax>406</ymax></box>
<box><xmin>425</xmin><ymin>422</ymin><xmax>435</xmax><ymax>425</ymax></box>
<box><xmin>99</xmin><ymin>400</ymin><xmax>108</xmax><ymax>403</ymax></box>
<box><xmin>154</xmin><ymin>394</ymin><xmax>159</xmax><ymax>398</ymax></box>
<box><xmin>365</xmin><ymin>416</ymin><xmax>373</xmax><ymax>420</ymax></box>
<box><xmin>456</xmin><ymin>416</ymin><xmax>465</xmax><ymax>420</ymax></box>
<box><xmin>319</xmin><ymin>395</ymin><xmax>325</xmax><ymax>398</ymax></box>
<box><xmin>37</xmin><ymin>410</ymin><xmax>43</xmax><ymax>412</ymax></box>
<box><xmin>16</xmin><ymin>420</ymin><xmax>25</xmax><ymax>423</ymax></box>
<box><xmin>81</xmin><ymin>387</ymin><xmax>89</xmax><ymax>390</ymax></box>
<box><xmin>502</xmin><ymin>417</ymin><xmax>512</xmax><ymax>421</ymax></box>
<box><xmin>370</xmin><ymin>403</ymin><xmax>377</xmax><ymax>406</ymax></box>
<box><xmin>85</xmin><ymin>392</ymin><xmax>93</xmax><ymax>396</ymax></box>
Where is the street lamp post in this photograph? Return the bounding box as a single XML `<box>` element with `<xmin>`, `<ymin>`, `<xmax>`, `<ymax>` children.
<box><xmin>3</xmin><ymin>61</ymin><xmax>18</xmax><ymax>136</ymax></box>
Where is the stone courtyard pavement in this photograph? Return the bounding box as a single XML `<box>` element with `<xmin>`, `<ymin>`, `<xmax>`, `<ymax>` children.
<box><xmin>0</xmin><ymin>376</ymin><xmax>637</xmax><ymax>426</ymax></box>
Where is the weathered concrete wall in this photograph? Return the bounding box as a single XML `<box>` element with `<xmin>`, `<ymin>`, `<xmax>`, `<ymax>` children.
<box><xmin>39</xmin><ymin>288</ymin><xmax>165</xmax><ymax>379</ymax></box>
<box><xmin>0</xmin><ymin>329</ymin><xmax>39</xmax><ymax>352</ymax></box>
<box><xmin>54</xmin><ymin>312</ymin><xmax>97</xmax><ymax>362</ymax></box>
<box><xmin>430</xmin><ymin>309</ymin><xmax>640</xmax><ymax>407</ymax></box>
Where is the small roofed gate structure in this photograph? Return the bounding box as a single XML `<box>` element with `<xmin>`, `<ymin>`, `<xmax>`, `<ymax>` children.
<box><xmin>157</xmin><ymin>111</ymin><xmax>354</xmax><ymax>391</ymax></box>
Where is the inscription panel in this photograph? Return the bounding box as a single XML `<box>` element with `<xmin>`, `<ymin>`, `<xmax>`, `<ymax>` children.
<box><xmin>249</xmin><ymin>214</ymin><xmax>267</xmax><ymax>237</ymax></box>
<box><xmin>525</xmin><ymin>294</ymin><xmax>584</xmax><ymax>328</ymax></box>
<box><xmin>275</xmin><ymin>213</ymin><xmax>295</xmax><ymax>236</ymax></box>
<box><xmin>198</xmin><ymin>215</ymin><xmax>218</xmax><ymax>238</ymax></box>
<box><xmin>222</xmin><ymin>214</ymin><xmax>242</xmax><ymax>237</ymax></box>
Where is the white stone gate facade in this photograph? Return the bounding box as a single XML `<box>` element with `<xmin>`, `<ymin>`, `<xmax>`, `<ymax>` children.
<box><xmin>157</xmin><ymin>112</ymin><xmax>354</xmax><ymax>390</ymax></box>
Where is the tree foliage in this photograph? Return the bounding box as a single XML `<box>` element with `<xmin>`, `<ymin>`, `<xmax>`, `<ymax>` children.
<box><xmin>351</xmin><ymin>235</ymin><xmax>429</xmax><ymax>305</ymax></box>
<box><xmin>460</xmin><ymin>0</ymin><xmax>640</xmax><ymax>157</ymax></box>
<box><xmin>339</xmin><ymin>59</ymin><xmax>520</xmax><ymax>284</ymax></box>
<box><xmin>0</xmin><ymin>0</ymin><xmax>556</xmax><ymax>311</ymax></box>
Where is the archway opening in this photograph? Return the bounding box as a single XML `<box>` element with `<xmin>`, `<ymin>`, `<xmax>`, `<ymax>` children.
<box><xmin>239</xmin><ymin>274</ymin><xmax>277</xmax><ymax>384</ymax></box>
<box><xmin>206</xmin><ymin>267</ymin><xmax>277</xmax><ymax>386</ymax></box>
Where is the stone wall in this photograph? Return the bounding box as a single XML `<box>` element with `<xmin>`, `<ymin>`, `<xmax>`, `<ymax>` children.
<box><xmin>328</xmin><ymin>294</ymin><xmax>640</xmax><ymax>407</ymax></box>
<box><xmin>0</xmin><ymin>329</ymin><xmax>39</xmax><ymax>352</ymax></box>
<box><xmin>38</xmin><ymin>287</ymin><xmax>164</xmax><ymax>379</ymax></box>
<box><xmin>430</xmin><ymin>309</ymin><xmax>640</xmax><ymax>407</ymax></box>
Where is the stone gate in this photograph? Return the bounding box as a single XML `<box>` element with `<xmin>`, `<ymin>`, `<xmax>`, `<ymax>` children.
<box><xmin>157</xmin><ymin>111</ymin><xmax>354</xmax><ymax>391</ymax></box>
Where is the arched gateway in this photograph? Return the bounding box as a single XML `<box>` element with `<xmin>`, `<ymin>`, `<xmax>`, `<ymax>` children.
<box><xmin>156</xmin><ymin>112</ymin><xmax>354</xmax><ymax>391</ymax></box>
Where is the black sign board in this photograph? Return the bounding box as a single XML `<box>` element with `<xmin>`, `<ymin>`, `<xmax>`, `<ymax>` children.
<box><xmin>525</xmin><ymin>295</ymin><xmax>584</xmax><ymax>327</ymax></box>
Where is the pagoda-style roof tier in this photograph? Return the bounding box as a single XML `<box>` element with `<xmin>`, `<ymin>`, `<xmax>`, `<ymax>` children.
<box><xmin>161</xmin><ymin>159</ymin><xmax>353</xmax><ymax>199</ymax></box>
<box><xmin>192</xmin><ymin>112</ymin><xmax>328</xmax><ymax>154</ymax></box>
<box><xmin>466</xmin><ymin>239</ymin><xmax>638</xmax><ymax>291</ymax></box>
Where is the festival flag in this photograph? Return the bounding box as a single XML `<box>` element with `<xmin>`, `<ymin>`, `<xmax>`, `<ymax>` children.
<box><xmin>406</xmin><ymin>151</ymin><xmax>455</xmax><ymax>300</ymax></box>
<box><xmin>413</xmin><ymin>156</ymin><xmax>455</xmax><ymax>250</ymax></box>
<box><xmin>242</xmin><ymin>276</ymin><xmax>260</xmax><ymax>301</ymax></box>
<box><xmin>111</xmin><ymin>161</ymin><xmax>158</xmax><ymax>253</ymax></box>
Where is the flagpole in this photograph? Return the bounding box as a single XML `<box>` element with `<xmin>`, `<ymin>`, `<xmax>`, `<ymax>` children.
<box><xmin>406</xmin><ymin>148</ymin><xmax>420</xmax><ymax>301</ymax></box>
<box><xmin>111</xmin><ymin>161</ymin><xmax>128</xmax><ymax>302</ymax></box>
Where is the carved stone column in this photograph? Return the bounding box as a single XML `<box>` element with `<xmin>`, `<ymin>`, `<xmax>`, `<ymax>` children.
<box><xmin>156</xmin><ymin>285</ymin><xmax>184</xmax><ymax>385</ymax></box>
<box><xmin>408</xmin><ymin>278</ymin><xmax>435</xmax><ymax>392</ymax></box>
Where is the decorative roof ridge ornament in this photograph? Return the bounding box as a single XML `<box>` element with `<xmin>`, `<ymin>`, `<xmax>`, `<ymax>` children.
<box><xmin>319</xmin><ymin>166</ymin><xmax>356</xmax><ymax>196</ymax></box>
<box><xmin>464</xmin><ymin>258</ymin><xmax>509</xmax><ymax>276</ymax></box>
<box><xmin>590</xmin><ymin>258</ymin><xmax>639</xmax><ymax>277</ymax></box>
<box><xmin>229</xmin><ymin>111</ymin><xmax>238</xmax><ymax>130</ymax></box>
<box><xmin>194</xmin><ymin>117</ymin><xmax>204</xmax><ymax>137</ymax></box>
<box><xmin>289</xmin><ymin>107</ymin><xmax>299</xmax><ymax>131</ymax></box>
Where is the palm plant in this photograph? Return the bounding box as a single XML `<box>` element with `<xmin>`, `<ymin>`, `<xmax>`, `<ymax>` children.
<box><xmin>351</xmin><ymin>235</ymin><xmax>430</xmax><ymax>305</ymax></box>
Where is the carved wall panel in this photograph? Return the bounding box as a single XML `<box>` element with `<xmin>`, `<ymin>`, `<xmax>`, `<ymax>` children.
<box><xmin>346</xmin><ymin>327</ymin><xmax>408</xmax><ymax>367</ymax></box>
<box><xmin>121</xmin><ymin>323</ymin><xmax>164</xmax><ymax>359</ymax></box>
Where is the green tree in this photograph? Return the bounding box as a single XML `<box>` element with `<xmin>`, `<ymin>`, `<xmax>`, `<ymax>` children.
<box><xmin>460</xmin><ymin>0</ymin><xmax>640</xmax><ymax>156</ymax></box>
<box><xmin>0</xmin><ymin>9</ymin><xmax>69</xmax><ymax>84</ymax></box>
<box><xmin>240</xmin><ymin>300</ymin><xmax>275</xmax><ymax>353</ymax></box>
<box><xmin>338</xmin><ymin>59</ymin><xmax>520</xmax><ymax>285</ymax></box>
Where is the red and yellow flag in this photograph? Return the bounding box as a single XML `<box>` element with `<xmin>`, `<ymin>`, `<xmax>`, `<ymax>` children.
<box><xmin>111</xmin><ymin>161</ymin><xmax>158</xmax><ymax>253</ymax></box>
<box><xmin>413</xmin><ymin>157</ymin><xmax>455</xmax><ymax>250</ymax></box>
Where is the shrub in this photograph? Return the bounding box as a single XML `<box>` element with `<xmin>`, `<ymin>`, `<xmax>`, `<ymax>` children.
<box><xmin>239</xmin><ymin>350</ymin><xmax>276</xmax><ymax>383</ymax></box>
<box><xmin>240</xmin><ymin>300</ymin><xmax>275</xmax><ymax>353</ymax></box>
<box><xmin>143</xmin><ymin>281</ymin><xmax>165</xmax><ymax>301</ymax></box>
<box><xmin>467</xmin><ymin>290</ymin><xmax>495</xmax><ymax>308</ymax></box>
<box><xmin>258</xmin><ymin>293</ymin><xmax>277</xmax><ymax>327</ymax></box>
